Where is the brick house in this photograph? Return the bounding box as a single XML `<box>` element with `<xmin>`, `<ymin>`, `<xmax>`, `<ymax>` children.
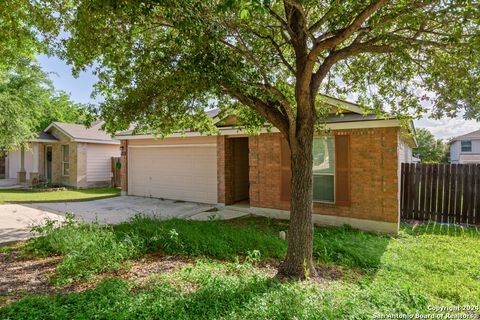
<box><xmin>4</xmin><ymin>121</ymin><xmax>120</xmax><ymax>188</ymax></box>
<box><xmin>117</xmin><ymin>97</ymin><xmax>416</xmax><ymax>234</ymax></box>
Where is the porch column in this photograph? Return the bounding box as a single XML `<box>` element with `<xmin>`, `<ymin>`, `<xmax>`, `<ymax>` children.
<box><xmin>17</xmin><ymin>145</ymin><xmax>26</xmax><ymax>183</ymax></box>
<box><xmin>30</xmin><ymin>143</ymin><xmax>39</xmax><ymax>184</ymax></box>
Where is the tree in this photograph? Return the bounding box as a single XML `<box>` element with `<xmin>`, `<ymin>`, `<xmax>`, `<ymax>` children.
<box><xmin>0</xmin><ymin>1</ymin><xmax>89</xmax><ymax>150</ymax></box>
<box><xmin>0</xmin><ymin>60</ymin><xmax>90</xmax><ymax>150</ymax></box>
<box><xmin>414</xmin><ymin>128</ymin><xmax>447</xmax><ymax>163</ymax></box>
<box><xmin>0</xmin><ymin>0</ymin><xmax>58</xmax><ymax>69</ymax></box>
<box><xmin>50</xmin><ymin>0</ymin><xmax>480</xmax><ymax>278</ymax></box>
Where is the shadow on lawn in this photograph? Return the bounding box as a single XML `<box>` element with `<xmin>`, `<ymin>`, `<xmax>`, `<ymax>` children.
<box><xmin>0</xmin><ymin>275</ymin><xmax>286</xmax><ymax>319</ymax></box>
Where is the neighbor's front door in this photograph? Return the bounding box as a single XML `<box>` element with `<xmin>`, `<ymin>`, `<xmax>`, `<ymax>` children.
<box><xmin>45</xmin><ymin>146</ymin><xmax>52</xmax><ymax>181</ymax></box>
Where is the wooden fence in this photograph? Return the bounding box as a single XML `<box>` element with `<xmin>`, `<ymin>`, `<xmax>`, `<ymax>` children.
<box><xmin>111</xmin><ymin>157</ymin><xmax>122</xmax><ymax>188</ymax></box>
<box><xmin>401</xmin><ymin>163</ymin><xmax>480</xmax><ymax>225</ymax></box>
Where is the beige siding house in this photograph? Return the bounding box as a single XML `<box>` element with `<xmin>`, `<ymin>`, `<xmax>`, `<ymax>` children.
<box><xmin>117</xmin><ymin>97</ymin><xmax>417</xmax><ymax>234</ymax></box>
<box><xmin>5</xmin><ymin>121</ymin><xmax>120</xmax><ymax>188</ymax></box>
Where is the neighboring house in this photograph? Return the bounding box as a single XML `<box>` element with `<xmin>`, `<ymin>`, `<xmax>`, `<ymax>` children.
<box><xmin>117</xmin><ymin>96</ymin><xmax>417</xmax><ymax>234</ymax></box>
<box><xmin>449</xmin><ymin>129</ymin><xmax>480</xmax><ymax>164</ymax></box>
<box><xmin>4</xmin><ymin>121</ymin><xmax>120</xmax><ymax>188</ymax></box>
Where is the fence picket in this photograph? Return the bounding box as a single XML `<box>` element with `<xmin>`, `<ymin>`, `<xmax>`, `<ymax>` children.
<box><xmin>401</xmin><ymin>163</ymin><xmax>479</xmax><ymax>226</ymax></box>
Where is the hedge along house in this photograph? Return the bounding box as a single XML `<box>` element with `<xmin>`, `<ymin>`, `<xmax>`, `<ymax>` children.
<box><xmin>117</xmin><ymin>97</ymin><xmax>416</xmax><ymax>234</ymax></box>
<box><xmin>5</xmin><ymin>121</ymin><xmax>120</xmax><ymax>188</ymax></box>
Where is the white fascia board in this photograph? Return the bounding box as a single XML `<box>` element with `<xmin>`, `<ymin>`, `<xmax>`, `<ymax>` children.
<box><xmin>320</xmin><ymin>95</ymin><xmax>365</xmax><ymax>114</ymax></box>
<box><xmin>30</xmin><ymin>139</ymin><xmax>59</xmax><ymax>143</ymax></box>
<box><xmin>116</xmin><ymin>119</ymin><xmax>403</xmax><ymax>140</ymax></box>
<box><xmin>116</xmin><ymin>131</ymin><xmax>216</xmax><ymax>140</ymax></box>
<box><xmin>73</xmin><ymin>139</ymin><xmax>120</xmax><ymax>145</ymax></box>
<box><xmin>128</xmin><ymin>144</ymin><xmax>216</xmax><ymax>148</ymax></box>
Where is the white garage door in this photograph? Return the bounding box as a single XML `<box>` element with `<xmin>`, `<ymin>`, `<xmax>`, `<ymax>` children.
<box><xmin>128</xmin><ymin>145</ymin><xmax>218</xmax><ymax>204</ymax></box>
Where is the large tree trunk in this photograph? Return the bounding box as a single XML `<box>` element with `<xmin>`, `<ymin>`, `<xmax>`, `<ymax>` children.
<box><xmin>278</xmin><ymin>123</ymin><xmax>317</xmax><ymax>279</ymax></box>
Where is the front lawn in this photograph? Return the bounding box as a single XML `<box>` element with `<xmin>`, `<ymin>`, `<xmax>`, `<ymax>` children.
<box><xmin>1</xmin><ymin>217</ymin><xmax>479</xmax><ymax>319</ymax></box>
<box><xmin>0</xmin><ymin>187</ymin><xmax>120</xmax><ymax>204</ymax></box>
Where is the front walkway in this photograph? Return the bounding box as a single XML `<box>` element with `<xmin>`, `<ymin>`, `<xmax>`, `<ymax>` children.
<box><xmin>0</xmin><ymin>196</ymin><xmax>249</xmax><ymax>244</ymax></box>
<box><xmin>0</xmin><ymin>179</ymin><xmax>22</xmax><ymax>189</ymax></box>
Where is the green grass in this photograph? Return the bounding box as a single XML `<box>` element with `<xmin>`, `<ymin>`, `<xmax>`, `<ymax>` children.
<box><xmin>0</xmin><ymin>187</ymin><xmax>120</xmax><ymax>204</ymax></box>
<box><xmin>1</xmin><ymin>217</ymin><xmax>479</xmax><ymax>319</ymax></box>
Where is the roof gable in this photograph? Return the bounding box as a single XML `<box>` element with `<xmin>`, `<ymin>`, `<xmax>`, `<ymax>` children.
<box><xmin>451</xmin><ymin>129</ymin><xmax>480</xmax><ymax>142</ymax></box>
<box><xmin>45</xmin><ymin>121</ymin><xmax>119</xmax><ymax>144</ymax></box>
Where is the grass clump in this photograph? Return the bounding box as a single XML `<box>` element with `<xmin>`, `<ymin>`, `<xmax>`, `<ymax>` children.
<box><xmin>26</xmin><ymin>215</ymin><xmax>286</xmax><ymax>285</ymax></box>
<box><xmin>27</xmin><ymin>213</ymin><xmax>134</xmax><ymax>285</ymax></box>
<box><xmin>114</xmin><ymin>215</ymin><xmax>286</xmax><ymax>259</ymax></box>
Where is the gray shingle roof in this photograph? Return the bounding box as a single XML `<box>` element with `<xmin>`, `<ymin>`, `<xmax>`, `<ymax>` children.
<box><xmin>451</xmin><ymin>129</ymin><xmax>480</xmax><ymax>141</ymax></box>
<box><xmin>47</xmin><ymin>121</ymin><xmax>119</xmax><ymax>144</ymax></box>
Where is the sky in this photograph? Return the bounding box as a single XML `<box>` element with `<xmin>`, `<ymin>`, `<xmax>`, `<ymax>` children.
<box><xmin>37</xmin><ymin>55</ymin><xmax>479</xmax><ymax>141</ymax></box>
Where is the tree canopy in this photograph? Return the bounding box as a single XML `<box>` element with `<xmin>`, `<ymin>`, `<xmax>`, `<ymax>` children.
<box><xmin>0</xmin><ymin>60</ymin><xmax>91</xmax><ymax>150</ymax></box>
<box><xmin>413</xmin><ymin>128</ymin><xmax>448</xmax><ymax>163</ymax></box>
<box><xmin>50</xmin><ymin>0</ymin><xmax>480</xmax><ymax>136</ymax></box>
<box><xmin>0</xmin><ymin>1</ymin><xmax>91</xmax><ymax>151</ymax></box>
<box><xmin>32</xmin><ymin>0</ymin><xmax>480</xmax><ymax>278</ymax></box>
<box><xmin>0</xmin><ymin>0</ymin><xmax>58</xmax><ymax>69</ymax></box>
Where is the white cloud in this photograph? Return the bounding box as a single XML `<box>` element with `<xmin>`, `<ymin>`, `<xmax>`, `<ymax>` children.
<box><xmin>415</xmin><ymin>117</ymin><xmax>479</xmax><ymax>140</ymax></box>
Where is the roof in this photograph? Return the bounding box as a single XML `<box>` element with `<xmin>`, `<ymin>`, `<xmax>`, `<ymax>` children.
<box><xmin>45</xmin><ymin>121</ymin><xmax>120</xmax><ymax>145</ymax></box>
<box><xmin>30</xmin><ymin>132</ymin><xmax>58</xmax><ymax>143</ymax></box>
<box><xmin>115</xmin><ymin>96</ymin><xmax>416</xmax><ymax>147</ymax></box>
<box><xmin>450</xmin><ymin>129</ymin><xmax>480</xmax><ymax>142</ymax></box>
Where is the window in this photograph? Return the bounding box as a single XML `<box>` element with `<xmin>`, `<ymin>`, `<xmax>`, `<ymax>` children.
<box><xmin>62</xmin><ymin>145</ymin><xmax>70</xmax><ymax>176</ymax></box>
<box><xmin>312</xmin><ymin>137</ymin><xmax>335</xmax><ymax>203</ymax></box>
<box><xmin>461</xmin><ymin>140</ymin><xmax>472</xmax><ymax>152</ymax></box>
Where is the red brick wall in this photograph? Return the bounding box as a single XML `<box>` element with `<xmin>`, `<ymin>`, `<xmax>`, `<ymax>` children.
<box><xmin>217</xmin><ymin>136</ymin><xmax>235</xmax><ymax>205</ymax></box>
<box><xmin>249</xmin><ymin>128</ymin><xmax>400</xmax><ymax>223</ymax></box>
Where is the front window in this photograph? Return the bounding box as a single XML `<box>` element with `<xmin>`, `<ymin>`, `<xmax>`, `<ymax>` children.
<box><xmin>461</xmin><ymin>140</ymin><xmax>472</xmax><ymax>152</ymax></box>
<box><xmin>62</xmin><ymin>145</ymin><xmax>70</xmax><ymax>176</ymax></box>
<box><xmin>312</xmin><ymin>137</ymin><xmax>335</xmax><ymax>203</ymax></box>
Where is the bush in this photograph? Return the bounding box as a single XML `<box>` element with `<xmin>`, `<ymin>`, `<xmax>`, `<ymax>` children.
<box><xmin>114</xmin><ymin>215</ymin><xmax>286</xmax><ymax>259</ymax></box>
<box><xmin>27</xmin><ymin>214</ymin><xmax>134</xmax><ymax>285</ymax></box>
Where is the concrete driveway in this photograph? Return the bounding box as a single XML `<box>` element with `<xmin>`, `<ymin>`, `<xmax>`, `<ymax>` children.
<box><xmin>0</xmin><ymin>196</ymin><xmax>248</xmax><ymax>244</ymax></box>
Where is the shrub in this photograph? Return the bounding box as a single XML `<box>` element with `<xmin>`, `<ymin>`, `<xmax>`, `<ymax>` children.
<box><xmin>27</xmin><ymin>214</ymin><xmax>134</xmax><ymax>285</ymax></box>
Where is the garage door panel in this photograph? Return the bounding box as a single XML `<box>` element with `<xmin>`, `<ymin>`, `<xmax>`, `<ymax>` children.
<box><xmin>129</xmin><ymin>146</ymin><xmax>218</xmax><ymax>204</ymax></box>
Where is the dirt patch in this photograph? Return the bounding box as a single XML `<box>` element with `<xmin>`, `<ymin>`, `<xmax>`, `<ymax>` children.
<box><xmin>0</xmin><ymin>251</ymin><xmax>61</xmax><ymax>307</ymax></box>
<box><xmin>0</xmin><ymin>251</ymin><xmax>195</xmax><ymax>307</ymax></box>
<box><xmin>124</xmin><ymin>254</ymin><xmax>193</xmax><ymax>280</ymax></box>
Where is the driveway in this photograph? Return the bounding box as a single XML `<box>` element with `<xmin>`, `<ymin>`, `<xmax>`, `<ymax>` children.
<box><xmin>0</xmin><ymin>196</ymin><xmax>248</xmax><ymax>244</ymax></box>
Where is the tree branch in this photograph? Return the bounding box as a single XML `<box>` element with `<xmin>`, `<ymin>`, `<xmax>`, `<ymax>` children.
<box><xmin>307</xmin><ymin>0</ymin><xmax>339</xmax><ymax>34</ymax></box>
<box><xmin>310</xmin><ymin>0</ymin><xmax>388</xmax><ymax>59</ymax></box>
<box><xmin>249</xmin><ymin>29</ymin><xmax>295</xmax><ymax>74</ymax></box>
<box><xmin>311</xmin><ymin>40</ymin><xmax>394</xmax><ymax>94</ymax></box>
<box><xmin>223</xmin><ymin>86</ymin><xmax>290</xmax><ymax>135</ymax></box>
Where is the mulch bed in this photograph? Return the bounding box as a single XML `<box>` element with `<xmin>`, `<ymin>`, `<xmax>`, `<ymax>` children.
<box><xmin>0</xmin><ymin>251</ymin><xmax>61</xmax><ymax>307</ymax></box>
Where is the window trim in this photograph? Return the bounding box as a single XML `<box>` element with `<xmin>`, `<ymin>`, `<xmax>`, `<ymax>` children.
<box><xmin>312</xmin><ymin>136</ymin><xmax>336</xmax><ymax>204</ymax></box>
<box><xmin>461</xmin><ymin>140</ymin><xmax>472</xmax><ymax>153</ymax></box>
<box><xmin>61</xmin><ymin>144</ymin><xmax>70</xmax><ymax>176</ymax></box>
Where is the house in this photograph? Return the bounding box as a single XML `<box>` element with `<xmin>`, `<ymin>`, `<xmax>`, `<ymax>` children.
<box><xmin>4</xmin><ymin>121</ymin><xmax>120</xmax><ymax>188</ymax></box>
<box><xmin>449</xmin><ymin>129</ymin><xmax>480</xmax><ymax>164</ymax></box>
<box><xmin>116</xmin><ymin>97</ymin><xmax>416</xmax><ymax>234</ymax></box>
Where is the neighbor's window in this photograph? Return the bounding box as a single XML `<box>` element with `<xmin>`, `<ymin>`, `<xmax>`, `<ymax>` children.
<box><xmin>312</xmin><ymin>137</ymin><xmax>335</xmax><ymax>203</ymax></box>
<box><xmin>461</xmin><ymin>140</ymin><xmax>472</xmax><ymax>152</ymax></box>
<box><xmin>62</xmin><ymin>145</ymin><xmax>70</xmax><ymax>176</ymax></box>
